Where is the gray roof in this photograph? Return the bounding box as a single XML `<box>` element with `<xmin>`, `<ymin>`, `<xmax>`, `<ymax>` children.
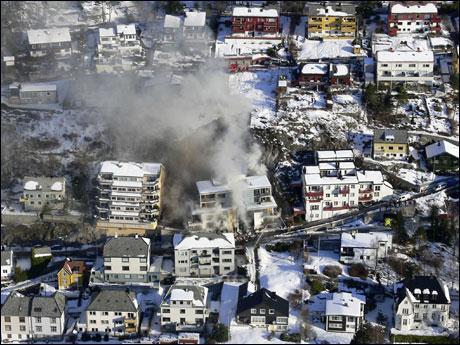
<box><xmin>103</xmin><ymin>236</ymin><xmax>150</xmax><ymax>257</ymax></box>
<box><xmin>32</xmin><ymin>246</ymin><xmax>52</xmax><ymax>256</ymax></box>
<box><xmin>1</xmin><ymin>250</ymin><xmax>13</xmax><ymax>266</ymax></box>
<box><xmin>373</xmin><ymin>129</ymin><xmax>408</xmax><ymax>144</ymax></box>
<box><xmin>1</xmin><ymin>292</ymin><xmax>65</xmax><ymax>317</ymax></box>
<box><xmin>87</xmin><ymin>289</ymin><xmax>138</xmax><ymax>312</ymax></box>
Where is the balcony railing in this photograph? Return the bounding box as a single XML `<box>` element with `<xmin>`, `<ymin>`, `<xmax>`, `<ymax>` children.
<box><xmin>359</xmin><ymin>187</ymin><xmax>373</xmax><ymax>193</ymax></box>
<box><xmin>358</xmin><ymin>195</ymin><xmax>373</xmax><ymax>202</ymax></box>
<box><xmin>339</xmin><ymin>187</ymin><xmax>349</xmax><ymax>195</ymax></box>
<box><xmin>305</xmin><ymin>190</ymin><xmax>323</xmax><ymax>197</ymax></box>
<box><xmin>323</xmin><ymin>204</ymin><xmax>350</xmax><ymax>211</ymax></box>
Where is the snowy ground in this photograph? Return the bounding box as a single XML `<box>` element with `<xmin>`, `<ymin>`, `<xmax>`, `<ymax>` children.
<box><xmin>415</xmin><ymin>190</ymin><xmax>448</xmax><ymax>215</ymax></box>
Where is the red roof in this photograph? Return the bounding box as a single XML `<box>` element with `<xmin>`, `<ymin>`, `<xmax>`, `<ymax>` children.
<box><xmin>61</xmin><ymin>260</ymin><xmax>87</xmax><ymax>275</ymax></box>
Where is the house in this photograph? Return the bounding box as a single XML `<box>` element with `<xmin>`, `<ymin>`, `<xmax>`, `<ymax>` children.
<box><xmin>330</xmin><ymin>64</ymin><xmax>351</xmax><ymax>86</ymax></box>
<box><xmin>339</xmin><ymin>231</ymin><xmax>393</xmax><ymax>267</ymax></box>
<box><xmin>232</xmin><ymin>7</ymin><xmax>279</xmax><ymax>37</ymax></box>
<box><xmin>425</xmin><ymin>140</ymin><xmax>459</xmax><ymax>172</ymax></box>
<box><xmin>1</xmin><ymin>250</ymin><xmax>14</xmax><ymax>281</ymax></box>
<box><xmin>32</xmin><ymin>246</ymin><xmax>52</xmax><ymax>259</ymax></box>
<box><xmin>299</xmin><ymin>63</ymin><xmax>329</xmax><ymax>86</ymax></box>
<box><xmin>173</xmin><ymin>233</ymin><xmax>235</xmax><ymax>277</ymax></box>
<box><xmin>428</xmin><ymin>36</ymin><xmax>454</xmax><ymax>55</ymax></box>
<box><xmin>183</xmin><ymin>11</ymin><xmax>207</xmax><ymax>40</ymax></box>
<box><xmin>388</xmin><ymin>2</ymin><xmax>441</xmax><ymax>37</ymax></box>
<box><xmin>178</xmin><ymin>333</ymin><xmax>200</xmax><ymax>344</ymax></box>
<box><xmin>160</xmin><ymin>283</ymin><xmax>209</xmax><ymax>332</ymax></box>
<box><xmin>236</xmin><ymin>288</ymin><xmax>289</xmax><ymax>332</ymax></box>
<box><xmin>325</xmin><ymin>292</ymin><xmax>365</xmax><ymax>333</ymax></box>
<box><xmin>96</xmin><ymin>161</ymin><xmax>165</xmax><ymax>236</ymax></box>
<box><xmin>164</xmin><ymin>15</ymin><xmax>182</xmax><ymax>42</ymax></box>
<box><xmin>394</xmin><ymin>276</ymin><xmax>450</xmax><ymax>331</ymax></box>
<box><xmin>102</xmin><ymin>235</ymin><xmax>153</xmax><ymax>284</ymax></box>
<box><xmin>85</xmin><ymin>288</ymin><xmax>139</xmax><ymax>336</ymax></box>
<box><xmin>8</xmin><ymin>82</ymin><xmax>58</xmax><ymax>105</ymax></box>
<box><xmin>302</xmin><ymin>150</ymin><xmax>393</xmax><ymax>221</ymax></box>
<box><xmin>20</xmin><ymin>176</ymin><xmax>65</xmax><ymax>212</ymax></box>
<box><xmin>373</xmin><ymin>129</ymin><xmax>409</xmax><ymax>159</ymax></box>
<box><xmin>97</xmin><ymin>27</ymin><xmax>118</xmax><ymax>54</ymax></box>
<box><xmin>375</xmin><ymin>50</ymin><xmax>434</xmax><ymax>88</ymax></box>
<box><xmin>306</xmin><ymin>3</ymin><xmax>356</xmax><ymax>39</ymax></box>
<box><xmin>1</xmin><ymin>291</ymin><xmax>66</xmax><ymax>342</ymax></box>
<box><xmin>27</xmin><ymin>28</ymin><xmax>72</xmax><ymax>58</ymax></box>
<box><xmin>57</xmin><ymin>259</ymin><xmax>86</xmax><ymax>290</ymax></box>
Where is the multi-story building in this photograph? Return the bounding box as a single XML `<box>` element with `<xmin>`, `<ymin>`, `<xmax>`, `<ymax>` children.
<box><xmin>425</xmin><ymin>140</ymin><xmax>459</xmax><ymax>172</ymax></box>
<box><xmin>388</xmin><ymin>2</ymin><xmax>441</xmax><ymax>37</ymax></box>
<box><xmin>243</xmin><ymin>175</ymin><xmax>279</xmax><ymax>229</ymax></box>
<box><xmin>173</xmin><ymin>233</ymin><xmax>235</xmax><ymax>277</ymax></box>
<box><xmin>236</xmin><ymin>288</ymin><xmax>289</xmax><ymax>332</ymax></box>
<box><xmin>85</xmin><ymin>289</ymin><xmax>139</xmax><ymax>336</ymax></box>
<box><xmin>27</xmin><ymin>28</ymin><xmax>72</xmax><ymax>58</ymax></box>
<box><xmin>394</xmin><ymin>276</ymin><xmax>450</xmax><ymax>331</ymax></box>
<box><xmin>375</xmin><ymin>50</ymin><xmax>434</xmax><ymax>88</ymax></box>
<box><xmin>232</xmin><ymin>7</ymin><xmax>279</xmax><ymax>37</ymax></box>
<box><xmin>183</xmin><ymin>11</ymin><xmax>207</xmax><ymax>40</ymax></box>
<box><xmin>1</xmin><ymin>291</ymin><xmax>66</xmax><ymax>342</ymax></box>
<box><xmin>8</xmin><ymin>82</ymin><xmax>58</xmax><ymax>105</ymax></box>
<box><xmin>160</xmin><ymin>283</ymin><xmax>209</xmax><ymax>332</ymax></box>
<box><xmin>57</xmin><ymin>258</ymin><xmax>87</xmax><ymax>290</ymax></box>
<box><xmin>299</xmin><ymin>63</ymin><xmax>351</xmax><ymax>86</ymax></box>
<box><xmin>20</xmin><ymin>176</ymin><xmax>66</xmax><ymax>212</ymax></box>
<box><xmin>339</xmin><ymin>231</ymin><xmax>393</xmax><ymax>267</ymax></box>
<box><xmin>307</xmin><ymin>3</ymin><xmax>356</xmax><ymax>39</ymax></box>
<box><xmin>102</xmin><ymin>235</ymin><xmax>152</xmax><ymax>284</ymax></box>
<box><xmin>96</xmin><ymin>161</ymin><xmax>165</xmax><ymax>236</ymax></box>
<box><xmin>1</xmin><ymin>250</ymin><xmax>14</xmax><ymax>281</ymax></box>
<box><xmin>163</xmin><ymin>15</ymin><xmax>182</xmax><ymax>42</ymax></box>
<box><xmin>325</xmin><ymin>292</ymin><xmax>365</xmax><ymax>333</ymax></box>
<box><xmin>373</xmin><ymin>129</ymin><xmax>409</xmax><ymax>159</ymax></box>
<box><xmin>302</xmin><ymin>150</ymin><xmax>393</xmax><ymax>221</ymax></box>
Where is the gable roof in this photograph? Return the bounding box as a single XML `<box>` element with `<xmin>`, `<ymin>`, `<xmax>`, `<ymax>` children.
<box><xmin>425</xmin><ymin>140</ymin><xmax>459</xmax><ymax>159</ymax></box>
<box><xmin>27</xmin><ymin>28</ymin><xmax>71</xmax><ymax>45</ymax></box>
<box><xmin>1</xmin><ymin>292</ymin><xmax>32</xmax><ymax>316</ymax></box>
<box><xmin>341</xmin><ymin>232</ymin><xmax>392</xmax><ymax>249</ymax></box>
<box><xmin>103</xmin><ymin>236</ymin><xmax>150</xmax><ymax>257</ymax></box>
<box><xmin>87</xmin><ymin>289</ymin><xmax>138</xmax><ymax>312</ymax></box>
<box><xmin>173</xmin><ymin>233</ymin><xmax>235</xmax><ymax>250</ymax></box>
<box><xmin>60</xmin><ymin>260</ymin><xmax>87</xmax><ymax>275</ymax></box>
<box><xmin>395</xmin><ymin>276</ymin><xmax>450</xmax><ymax>308</ymax></box>
<box><xmin>236</xmin><ymin>288</ymin><xmax>288</xmax><ymax>316</ymax></box>
<box><xmin>184</xmin><ymin>11</ymin><xmax>206</xmax><ymax>27</ymax></box>
<box><xmin>325</xmin><ymin>292</ymin><xmax>365</xmax><ymax>317</ymax></box>
<box><xmin>373</xmin><ymin>129</ymin><xmax>408</xmax><ymax>144</ymax></box>
<box><xmin>1</xmin><ymin>292</ymin><xmax>65</xmax><ymax>317</ymax></box>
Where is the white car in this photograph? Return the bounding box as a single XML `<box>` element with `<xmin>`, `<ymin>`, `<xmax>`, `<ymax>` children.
<box><xmin>434</xmin><ymin>182</ymin><xmax>447</xmax><ymax>191</ymax></box>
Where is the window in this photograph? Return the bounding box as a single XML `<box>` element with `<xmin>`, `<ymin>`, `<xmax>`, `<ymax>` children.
<box><xmin>162</xmin><ymin>317</ymin><xmax>170</xmax><ymax>322</ymax></box>
<box><xmin>423</xmin><ymin>313</ymin><xmax>427</xmax><ymax>319</ymax></box>
<box><xmin>402</xmin><ymin>308</ymin><xmax>409</xmax><ymax>315</ymax></box>
<box><xmin>102</xmin><ymin>312</ymin><xmax>109</xmax><ymax>316</ymax></box>
<box><xmin>276</xmin><ymin>317</ymin><xmax>288</xmax><ymax>324</ymax></box>
<box><xmin>222</xmin><ymin>259</ymin><xmax>232</xmax><ymax>263</ymax></box>
<box><xmin>5</xmin><ymin>325</ymin><xmax>11</xmax><ymax>331</ymax></box>
<box><xmin>403</xmin><ymin>319</ymin><xmax>407</xmax><ymax>325</ymax></box>
<box><xmin>196</xmin><ymin>310</ymin><xmax>203</xmax><ymax>314</ymax></box>
<box><xmin>311</xmin><ymin>205</ymin><xmax>319</xmax><ymax>210</ymax></box>
<box><xmin>122</xmin><ymin>266</ymin><xmax>129</xmax><ymax>271</ymax></box>
<box><xmin>251</xmin><ymin>309</ymin><xmax>257</xmax><ymax>314</ymax></box>
<box><xmin>163</xmin><ymin>309</ymin><xmax>170</xmax><ymax>313</ymax></box>
<box><xmin>180</xmin><ymin>309</ymin><xmax>186</xmax><ymax>314</ymax></box>
<box><xmin>330</xmin><ymin>316</ymin><xmax>342</xmax><ymax>321</ymax></box>
<box><xmin>90</xmin><ymin>320</ymin><xmax>97</xmax><ymax>324</ymax></box>
<box><xmin>269</xmin><ymin>309</ymin><xmax>274</xmax><ymax>314</ymax></box>
<box><xmin>51</xmin><ymin>326</ymin><xmax>57</xmax><ymax>332</ymax></box>
<box><xmin>20</xmin><ymin>325</ymin><xmax>26</xmax><ymax>331</ymax></box>
<box><xmin>51</xmin><ymin>317</ymin><xmax>56</xmax><ymax>324</ymax></box>
<box><xmin>260</xmin><ymin>309</ymin><xmax>266</xmax><ymax>314</ymax></box>
<box><xmin>415</xmin><ymin>313</ymin><xmax>419</xmax><ymax>319</ymax></box>
<box><xmin>36</xmin><ymin>317</ymin><xmax>42</xmax><ymax>323</ymax></box>
<box><xmin>104</xmin><ymin>266</ymin><xmax>112</xmax><ymax>271</ymax></box>
<box><xmin>408</xmin><ymin>64</ymin><xmax>416</xmax><ymax>67</ymax></box>
<box><xmin>251</xmin><ymin>316</ymin><xmax>266</xmax><ymax>323</ymax></box>
<box><xmin>140</xmin><ymin>258</ymin><xmax>147</xmax><ymax>263</ymax></box>
<box><xmin>348</xmin><ymin>316</ymin><xmax>355</xmax><ymax>322</ymax></box>
<box><xmin>36</xmin><ymin>326</ymin><xmax>42</xmax><ymax>332</ymax></box>
<box><xmin>122</xmin><ymin>258</ymin><xmax>129</xmax><ymax>263</ymax></box>
<box><xmin>89</xmin><ymin>311</ymin><xmax>96</xmax><ymax>315</ymax></box>
<box><xmin>140</xmin><ymin>266</ymin><xmax>147</xmax><ymax>271</ymax></box>
<box><xmin>4</xmin><ymin>317</ymin><xmax>11</xmax><ymax>322</ymax></box>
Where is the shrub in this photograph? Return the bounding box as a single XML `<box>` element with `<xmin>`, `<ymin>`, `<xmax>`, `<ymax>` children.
<box><xmin>210</xmin><ymin>323</ymin><xmax>229</xmax><ymax>343</ymax></box>
<box><xmin>91</xmin><ymin>333</ymin><xmax>101</xmax><ymax>342</ymax></box>
<box><xmin>14</xmin><ymin>267</ymin><xmax>28</xmax><ymax>283</ymax></box>
<box><xmin>387</xmin><ymin>257</ymin><xmax>419</xmax><ymax>279</ymax></box>
<box><xmin>309</xmin><ymin>279</ymin><xmax>325</xmax><ymax>295</ymax></box>
<box><xmin>266</xmin><ymin>242</ymin><xmax>291</xmax><ymax>252</ymax></box>
<box><xmin>103</xmin><ymin>333</ymin><xmax>109</xmax><ymax>342</ymax></box>
<box><xmin>81</xmin><ymin>332</ymin><xmax>91</xmax><ymax>342</ymax></box>
<box><xmin>323</xmin><ymin>265</ymin><xmax>342</xmax><ymax>278</ymax></box>
<box><xmin>280</xmin><ymin>332</ymin><xmax>301</xmax><ymax>343</ymax></box>
<box><xmin>351</xmin><ymin>323</ymin><xmax>385</xmax><ymax>344</ymax></box>
<box><xmin>349</xmin><ymin>263</ymin><xmax>368</xmax><ymax>279</ymax></box>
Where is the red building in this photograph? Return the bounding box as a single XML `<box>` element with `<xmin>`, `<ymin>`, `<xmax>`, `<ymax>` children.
<box><xmin>232</xmin><ymin>7</ymin><xmax>279</xmax><ymax>36</ymax></box>
<box><xmin>387</xmin><ymin>2</ymin><xmax>441</xmax><ymax>37</ymax></box>
<box><xmin>298</xmin><ymin>63</ymin><xmax>329</xmax><ymax>85</ymax></box>
<box><xmin>330</xmin><ymin>64</ymin><xmax>351</xmax><ymax>86</ymax></box>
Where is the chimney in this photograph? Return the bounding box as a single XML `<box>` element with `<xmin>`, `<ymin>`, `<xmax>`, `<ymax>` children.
<box><xmin>351</xmin><ymin>230</ymin><xmax>357</xmax><ymax>238</ymax></box>
<box><xmin>135</xmin><ymin>234</ymin><xmax>139</xmax><ymax>239</ymax></box>
<box><xmin>66</xmin><ymin>257</ymin><xmax>71</xmax><ymax>262</ymax></box>
<box><xmin>417</xmin><ymin>47</ymin><xmax>421</xmax><ymax>52</ymax></box>
<box><xmin>114</xmin><ymin>234</ymin><xmax>118</xmax><ymax>238</ymax></box>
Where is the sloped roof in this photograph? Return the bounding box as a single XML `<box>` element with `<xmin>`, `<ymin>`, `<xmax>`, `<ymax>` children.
<box><xmin>341</xmin><ymin>232</ymin><xmax>392</xmax><ymax>249</ymax></box>
<box><xmin>60</xmin><ymin>260</ymin><xmax>87</xmax><ymax>275</ymax></box>
<box><xmin>325</xmin><ymin>292</ymin><xmax>365</xmax><ymax>317</ymax></box>
<box><xmin>236</xmin><ymin>288</ymin><xmax>288</xmax><ymax>316</ymax></box>
<box><xmin>87</xmin><ymin>289</ymin><xmax>138</xmax><ymax>312</ymax></box>
<box><xmin>425</xmin><ymin>140</ymin><xmax>459</xmax><ymax>159</ymax></box>
<box><xmin>30</xmin><ymin>293</ymin><xmax>66</xmax><ymax>318</ymax></box>
<box><xmin>373</xmin><ymin>129</ymin><xmax>408</xmax><ymax>144</ymax></box>
<box><xmin>103</xmin><ymin>236</ymin><xmax>150</xmax><ymax>257</ymax></box>
<box><xmin>1</xmin><ymin>292</ymin><xmax>32</xmax><ymax>316</ymax></box>
<box><xmin>27</xmin><ymin>28</ymin><xmax>71</xmax><ymax>45</ymax></box>
<box><xmin>396</xmin><ymin>276</ymin><xmax>450</xmax><ymax>308</ymax></box>
<box><xmin>173</xmin><ymin>233</ymin><xmax>235</xmax><ymax>250</ymax></box>
<box><xmin>184</xmin><ymin>11</ymin><xmax>206</xmax><ymax>27</ymax></box>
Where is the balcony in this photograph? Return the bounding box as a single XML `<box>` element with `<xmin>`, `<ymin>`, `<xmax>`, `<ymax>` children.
<box><xmin>359</xmin><ymin>187</ymin><xmax>373</xmax><ymax>193</ymax></box>
<box><xmin>339</xmin><ymin>187</ymin><xmax>349</xmax><ymax>195</ymax></box>
<box><xmin>431</xmin><ymin>16</ymin><xmax>441</xmax><ymax>23</ymax></box>
<box><xmin>323</xmin><ymin>204</ymin><xmax>350</xmax><ymax>211</ymax></box>
<box><xmin>358</xmin><ymin>195</ymin><xmax>373</xmax><ymax>202</ymax></box>
<box><xmin>305</xmin><ymin>189</ymin><xmax>323</xmax><ymax>197</ymax></box>
<box><xmin>124</xmin><ymin>317</ymin><xmax>137</xmax><ymax>333</ymax></box>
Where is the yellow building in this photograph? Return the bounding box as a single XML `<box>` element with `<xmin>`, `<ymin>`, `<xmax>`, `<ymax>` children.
<box><xmin>307</xmin><ymin>3</ymin><xmax>356</xmax><ymax>39</ymax></box>
<box><xmin>57</xmin><ymin>259</ymin><xmax>87</xmax><ymax>290</ymax></box>
<box><xmin>373</xmin><ymin>129</ymin><xmax>409</xmax><ymax>160</ymax></box>
<box><xmin>453</xmin><ymin>45</ymin><xmax>459</xmax><ymax>74</ymax></box>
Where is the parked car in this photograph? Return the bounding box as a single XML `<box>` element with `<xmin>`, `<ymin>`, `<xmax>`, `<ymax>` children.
<box><xmin>434</xmin><ymin>182</ymin><xmax>447</xmax><ymax>192</ymax></box>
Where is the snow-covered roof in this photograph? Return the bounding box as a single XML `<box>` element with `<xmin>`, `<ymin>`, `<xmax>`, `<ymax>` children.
<box><xmin>356</xmin><ymin>170</ymin><xmax>384</xmax><ymax>184</ymax></box>
<box><xmin>171</xmin><ymin>289</ymin><xmax>194</xmax><ymax>301</ymax></box>
<box><xmin>165</xmin><ymin>284</ymin><xmax>208</xmax><ymax>307</ymax></box>
<box><xmin>304</xmin><ymin>174</ymin><xmax>358</xmax><ymax>186</ymax></box>
<box><xmin>317</xmin><ymin>150</ymin><xmax>354</xmax><ymax>162</ymax></box>
<box><xmin>425</xmin><ymin>140</ymin><xmax>459</xmax><ymax>159</ymax></box>
<box><xmin>319</xmin><ymin>162</ymin><xmax>337</xmax><ymax>170</ymax></box>
<box><xmin>376</xmin><ymin>50</ymin><xmax>434</xmax><ymax>63</ymax></box>
<box><xmin>341</xmin><ymin>232</ymin><xmax>392</xmax><ymax>249</ymax></box>
<box><xmin>99</xmin><ymin>161</ymin><xmax>162</xmax><ymax>177</ymax></box>
<box><xmin>245</xmin><ymin>175</ymin><xmax>271</xmax><ymax>189</ymax></box>
<box><xmin>50</xmin><ymin>182</ymin><xmax>63</xmax><ymax>191</ymax></box>
<box><xmin>117</xmin><ymin>24</ymin><xmax>136</xmax><ymax>36</ymax></box>
<box><xmin>301</xmin><ymin>63</ymin><xmax>328</xmax><ymax>75</ymax></box>
<box><xmin>325</xmin><ymin>292</ymin><xmax>365</xmax><ymax>317</ymax></box>
<box><xmin>23</xmin><ymin>177</ymin><xmax>65</xmax><ymax>193</ymax></box>
<box><xmin>339</xmin><ymin>162</ymin><xmax>355</xmax><ymax>169</ymax></box>
<box><xmin>232</xmin><ymin>7</ymin><xmax>279</xmax><ymax>18</ymax></box>
<box><xmin>315</xmin><ymin>6</ymin><xmax>352</xmax><ymax>16</ymax></box>
<box><xmin>372</xmin><ymin>33</ymin><xmax>430</xmax><ymax>55</ymax></box>
<box><xmin>196</xmin><ymin>180</ymin><xmax>230</xmax><ymax>195</ymax></box>
<box><xmin>27</xmin><ymin>28</ymin><xmax>71</xmax><ymax>45</ymax></box>
<box><xmin>24</xmin><ymin>181</ymin><xmax>39</xmax><ymax>191</ymax></box>
<box><xmin>19</xmin><ymin>83</ymin><xmax>57</xmax><ymax>92</ymax></box>
<box><xmin>304</xmin><ymin>166</ymin><xmax>320</xmax><ymax>175</ymax></box>
<box><xmin>99</xmin><ymin>27</ymin><xmax>115</xmax><ymax>37</ymax></box>
<box><xmin>174</xmin><ymin>233</ymin><xmax>235</xmax><ymax>250</ymax></box>
<box><xmin>178</xmin><ymin>333</ymin><xmax>200</xmax><ymax>341</ymax></box>
<box><xmin>331</xmin><ymin>64</ymin><xmax>349</xmax><ymax>77</ymax></box>
<box><xmin>299</xmin><ymin>39</ymin><xmax>366</xmax><ymax>61</ymax></box>
<box><xmin>429</xmin><ymin>36</ymin><xmax>454</xmax><ymax>48</ymax></box>
<box><xmin>184</xmin><ymin>11</ymin><xmax>206</xmax><ymax>27</ymax></box>
<box><xmin>164</xmin><ymin>15</ymin><xmax>181</xmax><ymax>29</ymax></box>
<box><xmin>391</xmin><ymin>2</ymin><xmax>438</xmax><ymax>14</ymax></box>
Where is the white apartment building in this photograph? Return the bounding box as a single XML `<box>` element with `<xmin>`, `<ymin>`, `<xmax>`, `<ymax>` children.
<box><xmin>1</xmin><ymin>250</ymin><xmax>14</xmax><ymax>280</ymax></box>
<box><xmin>376</xmin><ymin>50</ymin><xmax>434</xmax><ymax>88</ymax></box>
<box><xmin>394</xmin><ymin>276</ymin><xmax>450</xmax><ymax>331</ymax></box>
<box><xmin>27</xmin><ymin>28</ymin><xmax>72</xmax><ymax>58</ymax></box>
<box><xmin>102</xmin><ymin>235</ymin><xmax>151</xmax><ymax>284</ymax></box>
<box><xmin>325</xmin><ymin>292</ymin><xmax>365</xmax><ymax>333</ymax></box>
<box><xmin>97</xmin><ymin>28</ymin><xmax>118</xmax><ymax>54</ymax></box>
<box><xmin>160</xmin><ymin>283</ymin><xmax>209</xmax><ymax>332</ymax></box>
<box><xmin>183</xmin><ymin>11</ymin><xmax>207</xmax><ymax>40</ymax></box>
<box><xmin>85</xmin><ymin>289</ymin><xmax>139</xmax><ymax>336</ymax></box>
<box><xmin>243</xmin><ymin>175</ymin><xmax>279</xmax><ymax>229</ymax></box>
<box><xmin>302</xmin><ymin>150</ymin><xmax>393</xmax><ymax>221</ymax></box>
<box><xmin>339</xmin><ymin>231</ymin><xmax>393</xmax><ymax>267</ymax></box>
<box><xmin>21</xmin><ymin>176</ymin><xmax>66</xmax><ymax>212</ymax></box>
<box><xmin>173</xmin><ymin>233</ymin><xmax>235</xmax><ymax>277</ymax></box>
<box><xmin>96</xmin><ymin>161</ymin><xmax>165</xmax><ymax>236</ymax></box>
<box><xmin>388</xmin><ymin>2</ymin><xmax>440</xmax><ymax>36</ymax></box>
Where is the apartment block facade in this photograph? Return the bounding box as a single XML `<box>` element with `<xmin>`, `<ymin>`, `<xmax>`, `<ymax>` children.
<box><xmin>339</xmin><ymin>232</ymin><xmax>393</xmax><ymax>267</ymax></box>
<box><xmin>27</xmin><ymin>28</ymin><xmax>72</xmax><ymax>58</ymax></box>
<box><xmin>307</xmin><ymin>4</ymin><xmax>356</xmax><ymax>39</ymax></box>
<box><xmin>20</xmin><ymin>176</ymin><xmax>66</xmax><ymax>212</ymax></box>
<box><xmin>388</xmin><ymin>2</ymin><xmax>441</xmax><ymax>37</ymax></box>
<box><xmin>232</xmin><ymin>7</ymin><xmax>279</xmax><ymax>37</ymax></box>
<box><xmin>373</xmin><ymin>129</ymin><xmax>409</xmax><ymax>159</ymax></box>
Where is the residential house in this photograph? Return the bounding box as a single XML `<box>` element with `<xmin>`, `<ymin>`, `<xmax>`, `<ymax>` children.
<box><xmin>425</xmin><ymin>140</ymin><xmax>459</xmax><ymax>172</ymax></box>
<box><xmin>375</xmin><ymin>50</ymin><xmax>434</xmax><ymax>88</ymax></box>
<box><xmin>20</xmin><ymin>176</ymin><xmax>66</xmax><ymax>212</ymax></box>
<box><xmin>1</xmin><ymin>250</ymin><xmax>14</xmax><ymax>281</ymax></box>
<box><xmin>1</xmin><ymin>291</ymin><xmax>66</xmax><ymax>342</ymax></box>
<box><xmin>330</xmin><ymin>64</ymin><xmax>351</xmax><ymax>86</ymax></box>
<box><xmin>57</xmin><ymin>258</ymin><xmax>87</xmax><ymax>290</ymax></box>
<box><xmin>325</xmin><ymin>292</ymin><xmax>365</xmax><ymax>333</ymax></box>
<box><xmin>373</xmin><ymin>129</ymin><xmax>409</xmax><ymax>159</ymax></box>
<box><xmin>160</xmin><ymin>283</ymin><xmax>209</xmax><ymax>332</ymax></box>
<box><xmin>388</xmin><ymin>2</ymin><xmax>441</xmax><ymax>37</ymax></box>
<box><xmin>85</xmin><ymin>288</ymin><xmax>139</xmax><ymax>336</ymax></box>
<box><xmin>173</xmin><ymin>233</ymin><xmax>235</xmax><ymax>277</ymax></box>
<box><xmin>183</xmin><ymin>11</ymin><xmax>207</xmax><ymax>40</ymax></box>
<box><xmin>302</xmin><ymin>150</ymin><xmax>393</xmax><ymax>221</ymax></box>
<box><xmin>96</xmin><ymin>161</ymin><xmax>165</xmax><ymax>236</ymax></box>
<box><xmin>232</xmin><ymin>7</ymin><xmax>279</xmax><ymax>37</ymax></box>
<box><xmin>163</xmin><ymin>15</ymin><xmax>182</xmax><ymax>42</ymax></box>
<box><xmin>9</xmin><ymin>82</ymin><xmax>58</xmax><ymax>105</ymax></box>
<box><xmin>306</xmin><ymin>3</ymin><xmax>356</xmax><ymax>39</ymax></box>
<box><xmin>27</xmin><ymin>28</ymin><xmax>72</xmax><ymax>58</ymax></box>
<box><xmin>339</xmin><ymin>231</ymin><xmax>393</xmax><ymax>267</ymax></box>
<box><xmin>243</xmin><ymin>175</ymin><xmax>278</xmax><ymax>230</ymax></box>
<box><xmin>236</xmin><ymin>288</ymin><xmax>289</xmax><ymax>332</ymax></box>
<box><xmin>299</xmin><ymin>63</ymin><xmax>329</xmax><ymax>86</ymax></box>
<box><xmin>32</xmin><ymin>246</ymin><xmax>52</xmax><ymax>260</ymax></box>
<box><xmin>102</xmin><ymin>235</ymin><xmax>152</xmax><ymax>284</ymax></box>
<box><xmin>394</xmin><ymin>276</ymin><xmax>450</xmax><ymax>331</ymax></box>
